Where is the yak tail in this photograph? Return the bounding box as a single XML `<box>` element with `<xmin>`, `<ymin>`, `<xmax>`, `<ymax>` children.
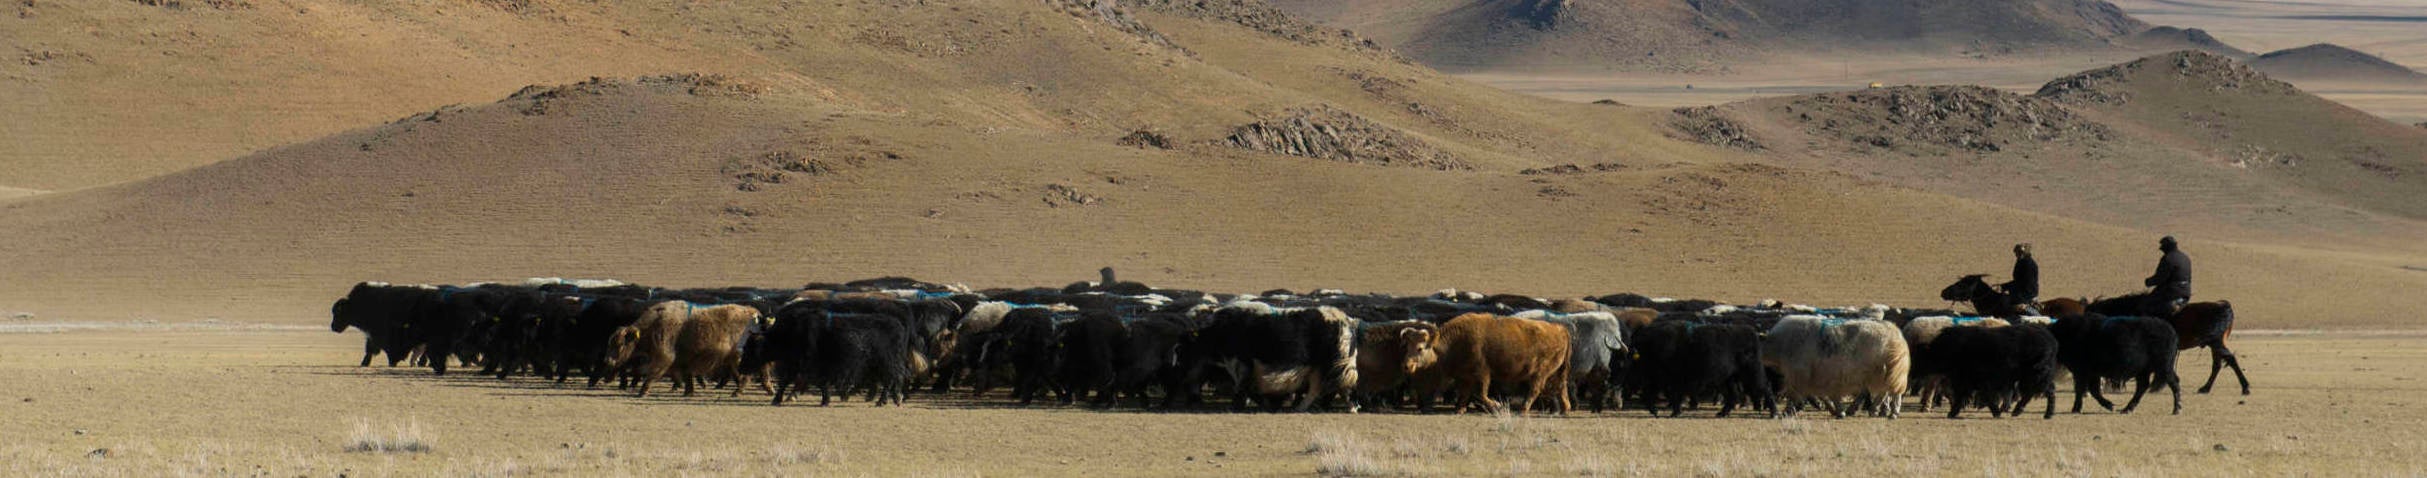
<box><xmin>1318</xmin><ymin>307</ymin><xmax>1360</xmax><ymax>391</ymax></box>
<box><xmin>1880</xmin><ymin>338</ymin><xmax>1912</xmax><ymax>396</ymax></box>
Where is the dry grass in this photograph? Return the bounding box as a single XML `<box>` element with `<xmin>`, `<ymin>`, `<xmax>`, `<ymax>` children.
<box><xmin>4</xmin><ymin>329</ymin><xmax>2427</xmax><ymax>476</ymax></box>
<box><xmin>343</xmin><ymin>418</ymin><xmax>433</xmax><ymax>454</ymax></box>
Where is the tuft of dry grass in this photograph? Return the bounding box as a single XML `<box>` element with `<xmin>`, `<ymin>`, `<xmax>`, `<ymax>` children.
<box><xmin>1568</xmin><ymin>453</ymin><xmax>1615</xmax><ymax>477</ymax></box>
<box><xmin>1315</xmin><ymin>448</ymin><xmax>1390</xmax><ymax>477</ymax></box>
<box><xmin>1306</xmin><ymin>430</ymin><xmax>1362</xmax><ymax>455</ymax></box>
<box><xmin>343</xmin><ymin>419</ymin><xmax>433</xmax><ymax>454</ymax></box>
<box><xmin>768</xmin><ymin>443</ymin><xmax>845</xmax><ymax>466</ymax></box>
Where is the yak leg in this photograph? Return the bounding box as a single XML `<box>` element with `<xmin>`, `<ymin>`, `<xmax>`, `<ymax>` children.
<box><xmin>1295</xmin><ymin>373</ymin><xmax>1324</xmax><ymax>413</ymax></box>
<box><xmin>2040</xmin><ymin>383</ymin><xmax>2057</xmax><ymax>419</ymax></box>
<box><xmin>359</xmin><ymin>339</ymin><xmax>379</xmax><ymax>367</ymax></box>
<box><xmin>1714</xmin><ymin>385</ymin><xmax>1738</xmax><ymax>418</ymax></box>
<box><xmin>634</xmin><ymin>364</ymin><xmax>666</xmax><ymax>398</ymax></box>
<box><xmin>2085</xmin><ymin>375</ymin><xmax>2118</xmax><ymax>411</ymax></box>
<box><xmin>2117</xmin><ymin>374</ymin><xmax>2150</xmax><ymax>414</ymax></box>
<box><xmin>1467</xmin><ymin>374</ymin><xmax>1501</xmax><ymax>415</ymax></box>
<box><xmin>1946</xmin><ymin>384</ymin><xmax>1970</xmax><ymax>419</ymax></box>
<box><xmin>2166</xmin><ymin>368</ymin><xmax>2184</xmax><ymax>415</ymax></box>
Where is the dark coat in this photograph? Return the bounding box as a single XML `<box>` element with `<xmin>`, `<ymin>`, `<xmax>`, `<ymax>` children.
<box><xmin>2002</xmin><ymin>255</ymin><xmax>2041</xmax><ymax>301</ymax></box>
<box><xmin>2145</xmin><ymin>248</ymin><xmax>2192</xmax><ymax>300</ymax></box>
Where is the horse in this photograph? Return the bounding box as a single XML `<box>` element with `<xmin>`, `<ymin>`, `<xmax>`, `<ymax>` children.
<box><xmin>2038</xmin><ymin>298</ymin><xmax>2087</xmax><ymax>318</ymax></box>
<box><xmin>1939</xmin><ymin>275</ymin><xmax>2026</xmax><ymax>319</ymax></box>
<box><xmin>2087</xmin><ymin>293</ymin><xmax>2249</xmax><ymax>395</ymax></box>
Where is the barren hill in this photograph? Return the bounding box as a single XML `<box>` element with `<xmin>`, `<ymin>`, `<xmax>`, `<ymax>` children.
<box><xmin>1</xmin><ymin>2</ymin><xmax>2424</xmax><ymax>327</ymax></box>
<box><xmin>2250</xmin><ymin>44</ymin><xmax>2427</xmax><ymax>85</ymax></box>
<box><xmin>6</xmin><ymin>75</ymin><xmax>2418</xmax><ymax>327</ymax></box>
<box><xmin>1676</xmin><ymin>51</ymin><xmax>2427</xmax><ymax>264</ymax></box>
<box><xmin>2124</xmin><ymin>26</ymin><xmax>2251</xmax><ymax>59</ymax></box>
<box><xmin>0</xmin><ymin>0</ymin><xmax>1696</xmax><ymax>190</ymax></box>
<box><xmin>2037</xmin><ymin>51</ymin><xmax>2427</xmax><ymax>219</ymax></box>
<box><xmin>1269</xmin><ymin>0</ymin><xmax>2153</xmax><ymax>72</ymax></box>
<box><xmin>0</xmin><ymin>0</ymin><xmax>770</xmax><ymax>191</ymax></box>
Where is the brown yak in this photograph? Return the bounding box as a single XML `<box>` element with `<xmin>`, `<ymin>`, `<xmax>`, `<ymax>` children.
<box><xmin>607</xmin><ymin>301</ymin><xmax>758</xmax><ymax>398</ymax></box>
<box><xmin>1406</xmin><ymin>313</ymin><xmax>1573</xmax><ymax>415</ymax></box>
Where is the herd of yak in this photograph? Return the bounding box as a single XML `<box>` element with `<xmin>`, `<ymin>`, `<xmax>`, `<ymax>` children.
<box><xmin>328</xmin><ymin>271</ymin><xmax>2249</xmax><ymax>420</ymax></box>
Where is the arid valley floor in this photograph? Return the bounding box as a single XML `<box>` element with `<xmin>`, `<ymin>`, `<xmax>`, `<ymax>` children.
<box><xmin>8</xmin><ymin>0</ymin><xmax>2427</xmax><ymax>475</ymax></box>
<box><xmin>3</xmin><ymin>326</ymin><xmax>2423</xmax><ymax>476</ymax></box>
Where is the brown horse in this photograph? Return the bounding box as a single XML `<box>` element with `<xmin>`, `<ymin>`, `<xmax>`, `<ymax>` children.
<box><xmin>2088</xmin><ymin>293</ymin><xmax>2249</xmax><ymax>395</ymax></box>
<box><xmin>2038</xmin><ymin>298</ymin><xmax>2087</xmax><ymax>318</ymax></box>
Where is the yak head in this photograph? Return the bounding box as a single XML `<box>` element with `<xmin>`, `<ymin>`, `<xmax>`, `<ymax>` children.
<box><xmin>929</xmin><ymin>329</ymin><xmax>959</xmax><ymax>366</ymax></box>
<box><xmin>605</xmin><ymin>326</ymin><xmax>643</xmax><ymax>367</ymax></box>
<box><xmin>329</xmin><ymin>298</ymin><xmax>352</xmax><ymax>333</ymax></box>
<box><xmin>1398</xmin><ymin>328</ymin><xmax>1438</xmax><ymax>376</ymax></box>
<box><xmin>1940</xmin><ymin>274</ymin><xmax>1993</xmax><ymax>302</ymax></box>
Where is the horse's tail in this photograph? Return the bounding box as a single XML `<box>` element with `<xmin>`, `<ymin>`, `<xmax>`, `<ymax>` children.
<box><xmin>2205</xmin><ymin>300</ymin><xmax>2235</xmax><ymax>346</ymax></box>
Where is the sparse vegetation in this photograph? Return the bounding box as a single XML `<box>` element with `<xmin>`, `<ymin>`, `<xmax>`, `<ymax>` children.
<box><xmin>0</xmin><ymin>329</ymin><xmax>2420</xmax><ymax>475</ymax></box>
<box><xmin>343</xmin><ymin>419</ymin><xmax>433</xmax><ymax>454</ymax></box>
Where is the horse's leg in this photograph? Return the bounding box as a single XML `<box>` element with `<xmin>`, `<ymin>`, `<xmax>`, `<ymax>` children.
<box><xmin>2217</xmin><ymin>342</ymin><xmax>2251</xmax><ymax>395</ymax></box>
<box><xmin>2199</xmin><ymin>345</ymin><xmax>2225</xmax><ymax>394</ymax></box>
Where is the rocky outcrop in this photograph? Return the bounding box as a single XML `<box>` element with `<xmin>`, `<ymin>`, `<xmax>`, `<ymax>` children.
<box><xmin>1672</xmin><ymin>106</ymin><xmax>1762</xmax><ymax>150</ymax></box>
<box><xmin>2036</xmin><ymin>51</ymin><xmax>2297</xmax><ymax>105</ymax></box>
<box><xmin>1223</xmin><ymin>106</ymin><xmax>1469</xmax><ymax>170</ymax></box>
<box><xmin>1784</xmin><ymin>85</ymin><xmax>2106</xmax><ymax>153</ymax></box>
<box><xmin>1047</xmin><ymin>0</ymin><xmax>1179</xmax><ymax>49</ymax></box>
<box><xmin>1124</xmin><ymin>0</ymin><xmax>1381</xmax><ymax>51</ymax></box>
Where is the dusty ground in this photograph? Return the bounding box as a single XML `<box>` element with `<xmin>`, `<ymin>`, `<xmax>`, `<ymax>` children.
<box><xmin>2</xmin><ymin>325</ymin><xmax>2421</xmax><ymax>476</ymax></box>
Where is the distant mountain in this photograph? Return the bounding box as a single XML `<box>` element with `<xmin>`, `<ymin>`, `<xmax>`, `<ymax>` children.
<box><xmin>1270</xmin><ymin>0</ymin><xmax>2153</xmax><ymax>72</ymax></box>
<box><xmin>2250</xmin><ymin>44</ymin><xmax>2427</xmax><ymax>85</ymax></box>
<box><xmin>2124</xmin><ymin>26</ymin><xmax>2251</xmax><ymax>59</ymax></box>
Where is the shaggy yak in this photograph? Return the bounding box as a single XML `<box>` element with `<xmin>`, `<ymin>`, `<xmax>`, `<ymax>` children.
<box><xmin>1930</xmin><ymin>324</ymin><xmax>2061</xmax><ymax>419</ymax></box>
<box><xmin>606</xmin><ymin>301</ymin><xmax>758</xmax><ymax>398</ymax></box>
<box><xmin>1902</xmin><ymin>316</ymin><xmax>2012</xmax><ymax>411</ymax></box>
<box><xmin>2049</xmin><ymin>313</ymin><xmax>2183</xmax><ymax>415</ymax></box>
<box><xmin>1763</xmin><ymin>317</ymin><xmax>1910</xmax><ymax>418</ymax></box>
<box><xmin>1626</xmin><ymin>320</ymin><xmax>1773</xmax><ymax>417</ymax></box>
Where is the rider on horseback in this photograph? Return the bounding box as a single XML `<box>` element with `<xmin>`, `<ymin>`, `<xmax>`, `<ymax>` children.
<box><xmin>2143</xmin><ymin>236</ymin><xmax>2192</xmax><ymax>317</ymax></box>
<box><xmin>1999</xmin><ymin>243</ymin><xmax>2040</xmax><ymax>315</ymax></box>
